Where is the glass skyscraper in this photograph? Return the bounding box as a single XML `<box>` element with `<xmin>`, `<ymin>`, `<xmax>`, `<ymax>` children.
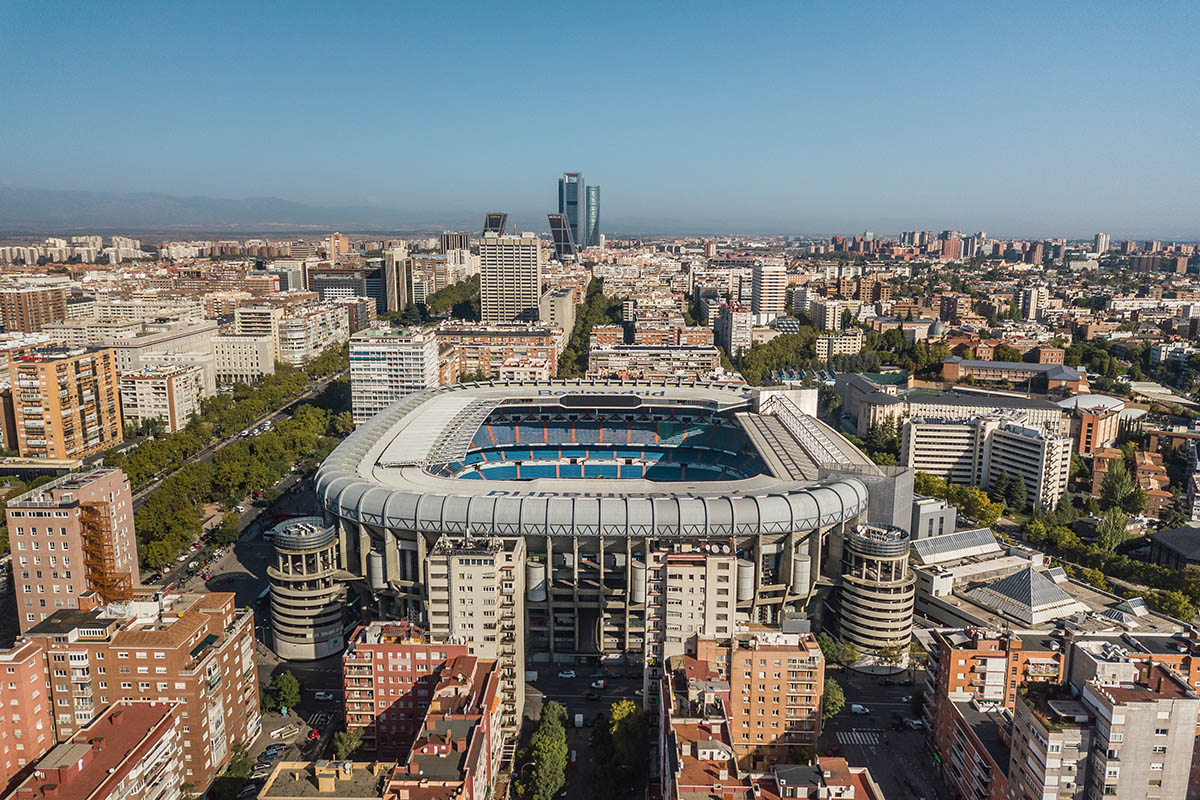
<box><xmin>558</xmin><ymin>172</ymin><xmax>584</xmax><ymax>249</ymax></box>
<box><xmin>585</xmin><ymin>185</ymin><xmax>600</xmax><ymax>247</ymax></box>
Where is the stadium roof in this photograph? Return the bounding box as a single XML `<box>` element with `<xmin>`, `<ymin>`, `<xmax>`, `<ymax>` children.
<box><xmin>316</xmin><ymin>380</ymin><xmax>871</xmax><ymax>539</ymax></box>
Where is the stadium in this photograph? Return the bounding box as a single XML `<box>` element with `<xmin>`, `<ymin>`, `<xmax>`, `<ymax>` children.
<box><xmin>314</xmin><ymin>380</ymin><xmax>887</xmax><ymax>663</ymax></box>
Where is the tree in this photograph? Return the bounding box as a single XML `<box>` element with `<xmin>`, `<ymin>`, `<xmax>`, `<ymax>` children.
<box><xmin>1100</xmin><ymin>459</ymin><xmax>1134</xmax><ymax>511</ymax></box>
<box><xmin>332</xmin><ymin>727</ymin><xmax>363</xmax><ymax>759</ymax></box>
<box><xmin>907</xmin><ymin>641</ymin><xmax>927</xmax><ymax>679</ymax></box>
<box><xmin>993</xmin><ymin>344</ymin><xmax>1023</xmax><ymax>362</ymax></box>
<box><xmin>1007</xmin><ymin>473</ymin><xmax>1027</xmax><ymax>511</ymax></box>
<box><xmin>1080</xmin><ymin>567</ymin><xmax>1109</xmax><ymax>591</ymax></box>
<box><xmin>821</xmin><ymin>678</ymin><xmax>845</xmax><ymax>720</ymax></box>
<box><xmin>877</xmin><ymin>643</ymin><xmax>904</xmax><ymax>668</ymax></box>
<box><xmin>527</xmin><ymin>702</ymin><xmax>569</xmax><ymax>800</ymax></box>
<box><xmin>331</xmin><ymin>411</ymin><xmax>355</xmax><ymax>436</ymax></box>
<box><xmin>1122</xmin><ymin>486</ymin><xmax>1148</xmax><ymax>516</ymax></box>
<box><xmin>608</xmin><ymin>700</ymin><xmax>649</xmax><ymax>774</ymax></box>
<box><xmin>1095</xmin><ymin>507</ymin><xmax>1130</xmax><ymax>552</ymax></box>
<box><xmin>839</xmin><ymin>642</ymin><xmax>859</xmax><ymax>666</ymax></box>
<box><xmin>816</xmin><ymin>632</ymin><xmax>841</xmax><ymax>664</ymax></box>
<box><xmin>1147</xmin><ymin>589</ymin><xmax>1196</xmax><ymax>622</ymax></box>
<box><xmin>992</xmin><ymin>471</ymin><xmax>1012</xmax><ymax>502</ymax></box>
<box><xmin>273</xmin><ymin>671</ymin><xmax>301</xmax><ymax>711</ymax></box>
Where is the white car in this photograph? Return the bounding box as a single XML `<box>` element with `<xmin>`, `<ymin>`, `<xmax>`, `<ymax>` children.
<box><xmin>850</xmin><ymin>704</ymin><xmax>870</xmax><ymax>715</ymax></box>
<box><xmin>314</xmin><ymin>691</ymin><xmax>335</xmax><ymax>701</ymax></box>
<box><xmin>557</xmin><ymin>670</ymin><xmax>576</xmax><ymax>679</ymax></box>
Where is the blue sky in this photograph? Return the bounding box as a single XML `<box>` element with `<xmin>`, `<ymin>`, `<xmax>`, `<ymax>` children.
<box><xmin>1</xmin><ymin>1</ymin><xmax>1198</xmax><ymax>237</ymax></box>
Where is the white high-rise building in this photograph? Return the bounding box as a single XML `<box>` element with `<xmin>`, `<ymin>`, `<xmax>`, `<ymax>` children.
<box><xmin>349</xmin><ymin>327</ymin><xmax>440</xmax><ymax>423</ymax></box>
<box><xmin>1093</xmin><ymin>232</ymin><xmax>1110</xmax><ymax>255</ymax></box>
<box><xmin>1019</xmin><ymin>286</ymin><xmax>1047</xmax><ymax>321</ymax></box>
<box><xmin>751</xmin><ymin>257</ymin><xmax>787</xmax><ymax>322</ymax></box>
<box><xmin>480</xmin><ymin>233</ymin><xmax>542</xmax><ymax>323</ymax></box>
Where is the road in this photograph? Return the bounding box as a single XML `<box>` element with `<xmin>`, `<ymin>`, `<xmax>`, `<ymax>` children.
<box><xmin>821</xmin><ymin>667</ymin><xmax>946</xmax><ymax>800</ymax></box>
<box><xmin>131</xmin><ymin>369</ymin><xmax>346</xmax><ymax>512</ymax></box>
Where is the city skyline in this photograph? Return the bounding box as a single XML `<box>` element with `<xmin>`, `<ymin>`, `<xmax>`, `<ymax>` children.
<box><xmin>1</xmin><ymin>2</ymin><xmax>1198</xmax><ymax>237</ymax></box>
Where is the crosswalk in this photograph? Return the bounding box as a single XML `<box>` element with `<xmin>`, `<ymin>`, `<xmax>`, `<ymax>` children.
<box><xmin>836</xmin><ymin>728</ymin><xmax>883</xmax><ymax>747</ymax></box>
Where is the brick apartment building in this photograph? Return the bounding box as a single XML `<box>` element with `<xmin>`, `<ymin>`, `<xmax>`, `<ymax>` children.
<box><xmin>8</xmin><ymin>346</ymin><xmax>123</xmax><ymax>459</ymax></box>
<box><xmin>6</xmin><ymin>469</ymin><xmax>138</xmax><ymax>633</ymax></box>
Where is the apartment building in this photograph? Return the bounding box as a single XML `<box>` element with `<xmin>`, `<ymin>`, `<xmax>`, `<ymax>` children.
<box><xmin>9</xmin><ymin>347</ymin><xmax>123</xmax><ymax>460</ymax></box>
<box><xmin>0</xmin><ymin>640</ymin><xmax>55</xmax><ymax>789</ymax></box>
<box><xmin>212</xmin><ymin>334</ymin><xmax>275</xmax><ymax>385</ymax></box>
<box><xmin>118</xmin><ymin>366</ymin><xmax>205</xmax><ymax>433</ymax></box>
<box><xmin>22</xmin><ymin>590</ymin><xmax>260</xmax><ymax>791</ymax></box>
<box><xmin>341</xmin><ymin>622</ymin><xmax>470</xmax><ymax>759</ymax></box>
<box><xmin>234</xmin><ymin>305</ymin><xmax>284</xmax><ymax>354</ymax></box>
<box><xmin>425</xmin><ymin>535</ymin><xmax>525</xmax><ymax>750</ymax></box>
<box><xmin>479</xmin><ymin>233</ymin><xmax>542</xmax><ymax>323</ymax></box>
<box><xmin>988</xmin><ymin>422</ymin><xmax>1072</xmax><ymax>510</ymax></box>
<box><xmin>349</xmin><ymin>327</ymin><xmax>439</xmax><ymax>424</ymax></box>
<box><xmin>436</xmin><ymin>323</ymin><xmax>558</xmax><ymax>380</ymax></box>
<box><xmin>538</xmin><ymin>289</ymin><xmax>576</xmax><ymax>349</ymax></box>
<box><xmin>1080</xmin><ymin>665</ymin><xmax>1197</xmax><ymax>800</ymax></box>
<box><xmin>1008</xmin><ymin>685</ymin><xmax>1092</xmax><ymax>800</ymax></box>
<box><xmin>644</xmin><ymin>550</ymin><xmax>737</xmax><ymax>671</ymax></box>
<box><xmin>586</xmin><ymin>345</ymin><xmax>722</xmax><ymax>382</ymax></box>
<box><xmin>43</xmin><ymin>319</ymin><xmax>217</xmax><ymax>392</ymax></box>
<box><xmin>632</xmin><ymin>326</ymin><xmax>713</xmax><ymax>347</ymax></box>
<box><xmin>267</xmin><ymin>656</ymin><xmax>503</xmax><ymax>800</ymax></box>
<box><xmin>657</xmin><ymin>654</ymin><xmax>880</xmax><ymax>800</ymax></box>
<box><xmin>925</xmin><ymin>628</ymin><xmax>1063</xmax><ymax>712</ymax></box>
<box><xmin>815</xmin><ymin>329</ymin><xmax>864</xmax><ymax>361</ymax></box>
<box><xmin>694</xmin><ymin>631</ymin><xmax>825</xmax><ymax>769</ymax></box>
<box><xmin>714</xmin><ymin>301</ymin><xmax>752</xmax><ymax>357</ymax></box>
<box><xmin>276</xmin><ymin>304</ymin><xmax>349</xmax><ymax>365</ymax></box>
<box><xmin>6</xmin><ymin>469</ymin><xmax>137</xmax><ymax>633</ymax></box>
<box><xmin>0</xmin><ymin>286</ymin><xmax>68</xmax><ymax>333</ymax></box>
<box><xmin>7</xmin><ymin>701</ymin><xmax>183</xmax><ymax>800</ymax></box>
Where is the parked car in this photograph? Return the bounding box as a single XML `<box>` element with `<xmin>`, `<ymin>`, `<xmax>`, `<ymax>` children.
<box><xmin>314</xmin><ymin>691</ymin><xmax>335</xmax><ymax>701</ymax></box>
<box><xmin>850</xmin><ymin>704</ymin><xmax>870</xmax><ymax>715</ymax></box>
<box><xmin>557</xmin><ymin>670</ymin><xmax>576</xmax><ymax>679</ymax></box>
<box><xmin>904</xmin><ymin>718</ymin><xmax>928</xmax><ymax>730</ymax></box>
<box><xmin>590</xmin><ymin>679</ymin><xmax>607</xmax><ymax>689</ymax></box>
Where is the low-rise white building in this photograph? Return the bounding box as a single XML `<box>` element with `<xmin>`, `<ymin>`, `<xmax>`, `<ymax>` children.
<box><xmin>119</xmin><ymin>365</ymin><xmax>206</xmax><ymax>433</ymax></box>
<box><xmin>213</xmin><ymin>334</ymin><xmax>275</xmax><ymax>385</ymax></box>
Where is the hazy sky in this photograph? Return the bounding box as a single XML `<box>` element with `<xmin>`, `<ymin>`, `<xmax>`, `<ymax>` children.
<box><xmin>2</xmin><ymin>0</ymin><xmax>1198</xmax><ymax>237</ymax></box>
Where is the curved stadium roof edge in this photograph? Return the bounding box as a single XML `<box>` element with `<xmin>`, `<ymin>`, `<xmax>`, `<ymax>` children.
<box><xmin>316</xmin><ymin>379</ymin><xmax>869</xmax><ymax>538</ymax></box>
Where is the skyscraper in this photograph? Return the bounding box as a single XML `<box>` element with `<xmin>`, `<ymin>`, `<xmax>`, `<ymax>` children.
<box><xmin>585</xmin><ymin>185</ymin><xmax>600</xmax><ymax>247</ymax></box>
<box><xmin>482</xmin><ymin>212</ymin><xmax>508</xmax><ymax>235</ymax></box>
<box><xmin>547</xmin><ymin>213</ymin><xmax>577</xmax><ymax>260</ymax></box>
<box><xmin>479</xmin><ymin>232</ymin><xmax>542</xmax><ymax>323</ymax></box>
<box><xmin>1094</xmin><ymin>232</ymin><xmax>1110</xmax><ymax>255</ymax></box>
<box><xmin>558</xmin><ymin>172</ymin><xmax>584</xmax><ymax>248</ymax></box>
<box><xmin>751</xmin><ymin>257</ymin><xmax>787</xmax><ymax>320</ymax></box>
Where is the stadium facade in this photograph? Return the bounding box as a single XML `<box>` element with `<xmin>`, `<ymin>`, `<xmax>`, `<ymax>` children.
<box><xmin>309</xmin><ymin>380</ymin><xmax>907</xmax><ymax>667</ymax></box>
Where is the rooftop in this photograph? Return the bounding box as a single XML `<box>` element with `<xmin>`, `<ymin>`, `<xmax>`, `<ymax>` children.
<box><xmin>952</xmin><ymin>700</ymin><xmax>1011</xmax><ymax>773</ymax></box>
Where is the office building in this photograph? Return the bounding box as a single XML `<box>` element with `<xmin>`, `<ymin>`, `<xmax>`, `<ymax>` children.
<box><xmin>751</xmin><ymin>258</ymin><xmax>787</xmax><ymax>321</ymax></box>
<box><xmin>349</xmin><ymin>327</ymin><xmax>440</xmax><ymax>424</ymax></box>
<box><xmin>118</xmin><ymin>366</ymin><xmax>205</xmax><ymax>434</ymax></box>
<box><xmin>384</xmin><ymin>248</ymin><xmax>413</xmax><ymax>312</ymax></box>
<box><xmin>1094</xmin><ymin>232</ymin><xmax>1110</xmax><ymax>255</ymax></box>
<box><xmin>440</xmin><ymin>231</ymin><xmax>469</xmax><ymax>253</ymax></box>
<box><xmin>21</xmin><ymin>591</ymin><xmax>260</xmax><ymax>791</ymax></box>
<box><xmin>0</xmin><ymin>286</ymin><xmax>68</xmax><ymax>333</ymax></box>
<box><xmin>941</xmin><ymin>357</ymin><xmax>1089</xmax><ymax>393</ymax></box>
<box><xmin>212</xmin><ymin>334</ymin><xmax>275</xmax><ymax>385</ymax></box>
<box><xmin>847</xmin><ymin>382</ymin><xmax>1066</xmax><ymax>439</ymax></box>
<box><xmin>900</xmin><ymin>415</ymin><xmax>1071</xmax><ymax>510</ymax></box>
<box><xmin>8</xmin><ymin>701</ymin><xmax>183</xmax><ymax>800</ymax></box>
<box><xmin>267</xmin><ymin>517</ymin><xmax>348</xmax><ymax>661</ymax></box>
<box><xmin>482</xmin><ymin>212</ymin><xmax>507</xmax><ymax>235</ymax></box>
<box><xmin>546</xmin><ymin>212</ymin><xmax>577</xmax><ymax>261</ymax></box>
<box><xmin>9</xmin><ymin>347</ymin><xmax>123</xmax><ymax>460</ymax></box>
<box><xmin>479</xmin><ymin>233</ymin><xmax>541</xmax><ymax>323</ymax></box>
<box><xmin>425</xmin><ymin>534</ymin><xmax>525</xmax><ymax>746</ymax></box>
<box><xmin>6</xmin><ymin>469</ymin><xmax>137</xmax><ymax>632</ymax></box>
<box><xmin>584</xmin><ymin>185</ymin><xmax>600</xmax><ymax>247</ymax></box>
<box><xmin>308</xmin><ymin>267</ymin><xmax>388</xmax><ymax>315</ymax></box>
<box><xmin>557</xmin><ymin>172</ymin><xmax>585</xmax><ymax>249</ymax></box>
<box><xmin>0</xmin><ymin>640</ymin><xmax>54</xmax><ymax>789</ymax></box>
